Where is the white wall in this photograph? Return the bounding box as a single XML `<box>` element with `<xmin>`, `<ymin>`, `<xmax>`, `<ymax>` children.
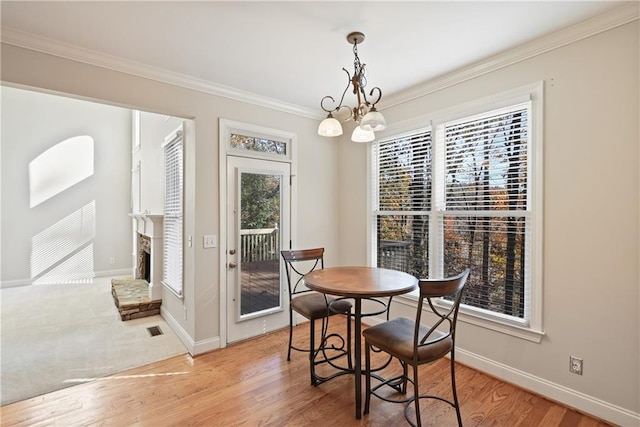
<box><xmin>337</xmin><ymin>20</ymin><xmax>639</xmax><ymax>425</ymax></box>
<box><xmin>134</xmin><ymin>110</ymin><xmax>186</xmax><ymax>215</ymax></box>
<box><xmin>1</xmin><ymin>87</ymin><xmax>132</xmax><ymax>284</ymax></box>
<box><xmin>136</xmin><ymin>111</ymin><xmax>162</xmax><ymax>215</ymax></box>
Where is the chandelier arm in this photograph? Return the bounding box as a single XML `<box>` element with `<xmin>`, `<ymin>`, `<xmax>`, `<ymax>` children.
<box><xmin>336</xmin><ymin>105</ymin><xmax>352</xmax><ymax>120</ymax></box>
<box><xmin>357</xmin><ymin>104</ymin><xmax>369</xmax><ymax>122</ymax></box>
<box><xmin>359</xmin><ymin>86</ymin><xmax>369</xmax><ymax>108</ymax></box>
<box><xmin>337</xmin><ymin>68</ymin><xmax>353</xmax><ymax>111</ymax></box>
<box><xmin>368</xmin><ymin>87</ymin><xmax>383</xmax><ymax>109</ymax></box>
<box><xmin>320</xmin><ymin>96</ymin><xmax>338</xmax><ymax>113</ymax></box>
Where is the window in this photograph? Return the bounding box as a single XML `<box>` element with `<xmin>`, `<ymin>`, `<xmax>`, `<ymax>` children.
<box><xmin>163</xmin><ymin>126</ymin><xmax>184</xmax><ymax>297</ymax></box>
<box><xmin>222</xmin><ymin>119</ymin><xmax>293</xmax><ymax>163</ymax></box>
<box><xmin>373</xmin><ymin>84</ymin><xmax>542</xmax><ymax>339</ymax></box>
<box><xmin>230</xmin><ymin>134</ymin><xmax>287</xmax><ymax>156</ymax></box>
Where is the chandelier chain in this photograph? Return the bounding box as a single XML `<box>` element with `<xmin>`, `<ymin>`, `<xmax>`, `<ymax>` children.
<box><xmin>352</xmin><ymin>42</ymin><xmax>368</xmax><ymax>96</ymax></box>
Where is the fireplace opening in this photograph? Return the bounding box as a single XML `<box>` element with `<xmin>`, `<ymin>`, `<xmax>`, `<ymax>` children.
<box><xmin>137</xmin><ymin>233</ymin><xmax>152</xmax><ymax>283</ymax></box>
<box><xmin>143</xmin><ymin>251</ymin><xmax>151</xmax><ymax>282</ymax></box>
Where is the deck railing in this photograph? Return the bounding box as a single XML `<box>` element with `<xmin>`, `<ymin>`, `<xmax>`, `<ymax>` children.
<box><xmin>240</xmin><ymin>232</ymin><xmax>412</xmax><ymax>268</ymax></box>
<box><xmin>378</xmin><ymin>239</ymin><xmax>413</xmax><ymax>272</ymax></box>
<box><xmin>240</xmin><ymin>228</ymin><xmax>280</xmax><ymax>263</ymax></box>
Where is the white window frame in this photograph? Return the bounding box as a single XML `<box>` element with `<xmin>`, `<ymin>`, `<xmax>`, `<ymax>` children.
<box><xmin>370</xmin><ymin>82</ymin><xmax>544</xmax><ymax>342</ymax></box>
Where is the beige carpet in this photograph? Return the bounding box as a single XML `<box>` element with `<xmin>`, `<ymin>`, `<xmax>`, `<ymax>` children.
<box><xmin>0</xmin><ymin>277</ymin><xmax>188</xmax><ymax>405</ymax></box>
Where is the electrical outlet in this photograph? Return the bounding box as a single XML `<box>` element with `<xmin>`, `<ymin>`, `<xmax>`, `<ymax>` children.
<box><xmin>569</xmin><ymin>356</ymin><xmax>583</xmax><ymax>375</ymax></box>
<box><xmin>109</xmin><ymin>257</ymin><xmax>115</xmax><ymax>265</ymax></box>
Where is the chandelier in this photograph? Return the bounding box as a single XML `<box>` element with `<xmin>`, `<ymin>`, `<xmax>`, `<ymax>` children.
<box><xmin>317</xmin><ymin>31</ymin><xmax>387</xmax><ymax>143</ymax></box>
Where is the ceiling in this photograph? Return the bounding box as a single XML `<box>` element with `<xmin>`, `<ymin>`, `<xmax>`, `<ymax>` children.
<box><xmin>0</xmin><ymin>1</ymin><xmax>630</xmax><ymax>116</ymax></box>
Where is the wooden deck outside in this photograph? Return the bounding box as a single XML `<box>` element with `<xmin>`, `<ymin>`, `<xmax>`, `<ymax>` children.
<box><xmin>240</xmin><ymin>259</ymin><xmax>280</xmax><ymax>315</ymax></box>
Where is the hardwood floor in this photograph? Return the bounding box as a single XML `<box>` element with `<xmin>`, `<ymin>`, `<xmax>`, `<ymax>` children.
<box><xmin>1</xmin><ymin>319</ymin><xmax>613</xmax><ymax>426</ymax></box>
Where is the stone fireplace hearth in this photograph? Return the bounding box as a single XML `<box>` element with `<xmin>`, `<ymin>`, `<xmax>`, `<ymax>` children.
<box><xmin>111</xmin><ymin>214</ymin><xmax>164</xmax><ymax>321</ymax></box>
<box><xmin>111</xmin><ymin>277</ymin><xmax>162</xmax><ymax>320</ymax></box>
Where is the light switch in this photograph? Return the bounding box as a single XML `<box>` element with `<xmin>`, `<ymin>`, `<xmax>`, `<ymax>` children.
<box><xmin>203</xmin><ymin>235</ymin><xmax>217</xmax><ymax>248</ymax></box>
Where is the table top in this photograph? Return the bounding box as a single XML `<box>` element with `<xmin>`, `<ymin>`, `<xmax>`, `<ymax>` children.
<box><xmin>304</xmin><ymin>266</ymin><xmax>418</xmax><ymax>298</ymax></box>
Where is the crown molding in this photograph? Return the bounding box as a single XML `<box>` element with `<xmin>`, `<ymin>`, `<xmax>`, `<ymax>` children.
<box><xmin>2</xmin><ymin>3</ymin><xmax>637</xmax><ymax>117</ymax></box>
<box><xmin>382</xmin><ymin>2</ymin><xmax>640</xmax><ymax>109</ymax></box>
<box><xmin>0</xmin><ymin>26</ymin><xmax>322</xmax><ymax>120</ymax></box>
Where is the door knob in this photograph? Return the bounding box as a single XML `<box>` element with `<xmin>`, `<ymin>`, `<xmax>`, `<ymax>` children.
<box><xmin>228</xmin><ymin>262</ymin><xmax>237</xmax><ymax>268</ymax></box>
<box><xmin>229</xmin><ymin>249</ymin><xmax>236</xmax><ymax>255</ymax></box>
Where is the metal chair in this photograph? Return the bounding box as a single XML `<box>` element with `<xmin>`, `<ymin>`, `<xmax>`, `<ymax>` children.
<box><xmin>363</xmin><ymin>268</ymin><xmax>470</xmax><ymax>426</ymax></box>
<box><xmin>281</xmin><ymin>248</ymin><xmax>352</xmax><ymax>386</ymax></box>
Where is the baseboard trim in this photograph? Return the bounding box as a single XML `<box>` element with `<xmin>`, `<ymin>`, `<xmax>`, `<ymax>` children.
<box><xmin>160</xmin><ymin>306</ymin><xmax>194</xmax><ymax>355</ymax></box>
<box><xmin>363</xmin><ymin>316</ymin><xmax>637</xmax><ymax>425</ymax></box>
<box><xmin>160</xmin><ymin>306</ymin><xmax>221</xmax><ymax>356</ymax></box>
<box><xmin>0</xmin><ymin>269</ymin><xmax>132</xmax><ymax>288</ymax></box>
<box><xmin>192</xmin><ymin>336</ymin><xmax>221</xmax><ymax>356</ymax></box>
<box><xmin>455</xmin><ymin>348</ymin><xmax>639</xmax><ymax>426</ymax></box>
<box><xmin>0</xmin><ymin>278</ymin><xmax>30</xmax><ymax>288</ymax></box>
<box><xmin>98</xmin><ymin>269</ymin><xmax>132</xmax><ymax>278</ymax></box>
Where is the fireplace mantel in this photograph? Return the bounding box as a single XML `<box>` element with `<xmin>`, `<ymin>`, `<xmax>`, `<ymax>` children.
<box><xmin>130</xmin><ymin>213</ymin><xmax>163</xmax><ymax>238</ymax></box>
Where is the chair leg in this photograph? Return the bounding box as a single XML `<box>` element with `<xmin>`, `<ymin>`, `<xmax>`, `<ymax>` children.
<box><xmin>347</xmin><ymin>313</ymin><xmax>353</xmax><ymax>370</ymax></box>
<box><xmin>364</xmin><ymin>341</ymin><xmax>371</xmax><ymax>415</ymax></box>
<box><xmin>401</xmin><ymin>361</ymin><xmax>408</xmax><ymax>394</ymax></box>
<box><xmin>287</xmin><ymin>309</ymin><xmax>294</xmax><ymax>362</ymax></box>
<box><xmin>451</xmin><ymin>351</ymin><xmax>463</xmax><ymax>427</ymax></box>
<box><xmin>413</xmin><ymin>364</ymin><xmax>421</xmax><ymax>427</ymax></box>
<box><xmin>309</xmin><ymin>318</ymin><xmax>316</xmax><ymax>386</ymax></box>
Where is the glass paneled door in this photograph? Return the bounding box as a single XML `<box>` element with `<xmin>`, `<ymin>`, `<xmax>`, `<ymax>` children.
<box><xmin>226</xmin><ymin>156</ymin><xmax>290</xmax><ymax>343</ymax></box>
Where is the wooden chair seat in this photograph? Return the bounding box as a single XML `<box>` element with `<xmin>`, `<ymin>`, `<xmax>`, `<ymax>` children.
<box><xmin>363</xmin><ymin>317</ymin><xmax>452</xmax><ymax>363</ymax></box>
<box><xmin>291</xmin><ymin>292</ymin><xmax>352</xmax><ymax>320</ymax></box>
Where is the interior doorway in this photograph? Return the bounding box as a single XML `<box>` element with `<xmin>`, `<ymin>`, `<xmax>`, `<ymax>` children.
<box><xmin>0</xmin><ymin>86</ymin><xmax>189</xmax><ymax>403</ymax></box>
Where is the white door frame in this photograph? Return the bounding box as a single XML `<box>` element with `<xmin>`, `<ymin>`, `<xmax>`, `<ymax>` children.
<box><xmin>218</xmin><ymin>119</ymin><xmax>297</xmax><ymax>348</ymax></box>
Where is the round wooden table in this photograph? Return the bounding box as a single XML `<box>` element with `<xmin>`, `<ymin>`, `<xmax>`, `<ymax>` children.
<box><xmin>304</xmin><ymin>266</ymin><xmax>418</xmax><ymax>419</ymax></box>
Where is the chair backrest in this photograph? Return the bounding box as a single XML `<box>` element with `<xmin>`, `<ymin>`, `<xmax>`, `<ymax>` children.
<box><xmin>414</xmin><ymin>268</ymin><xmax>470</xmax><ymax>352</ymax></box>
<box><xmin>280</xmin><ymin>248</ymin><xmax>325</xmax><ymax>299</ymax></box>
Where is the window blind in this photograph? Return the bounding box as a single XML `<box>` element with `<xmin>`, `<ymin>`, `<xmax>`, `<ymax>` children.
<box><xmin>376</xmin><ymin>130</ymin><xmax>432</xmax><ymax>212</ymax></box>
<box><xmin>444</xmin><ymin>105</ymin><xmax>529</xmax><ymax>211</ymax></box>
<box><xmin>163</xmin><ymin>128</ymin><xmax>184</xmax><ymax>296</ymax></box>
<box><xmin>441</xmin><ymin>103</ymin><xmax>530</xmax><ymax>318</ymax></box>
<box><xmin>375</xmin><ymin>130</ymin><xmax>432</xmax><ymax>279</ymax></box>
<box><xmin>373</xmin><ymin>100</ymin><xmax>534</xmax><ymax>322</ymax></box>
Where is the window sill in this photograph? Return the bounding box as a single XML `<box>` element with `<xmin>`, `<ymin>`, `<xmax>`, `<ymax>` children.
<box><xmin>395</xmin><ymin>293</ymin><xmax>545</xmax><ymax>343</ymax></box>
<box><xmin>162</xmin><ymin>281</ymin><xmax>184</xmax><ymax>300</ymax></box>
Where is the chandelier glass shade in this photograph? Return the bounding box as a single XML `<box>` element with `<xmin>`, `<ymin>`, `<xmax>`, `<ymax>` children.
<box><xmin>351</xmin><ymin>125</ymin><xmax>375</xmax><ymax>143</ymax></box>
<box><xmin>317</xmin><ymin>113</ymin><xmax>343</xmax><ymax>136</ymax></box>
<box><xmin>317</xmin><ymin>32</ymin><xmax>387</xmax><ymax>143</ymax></box>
